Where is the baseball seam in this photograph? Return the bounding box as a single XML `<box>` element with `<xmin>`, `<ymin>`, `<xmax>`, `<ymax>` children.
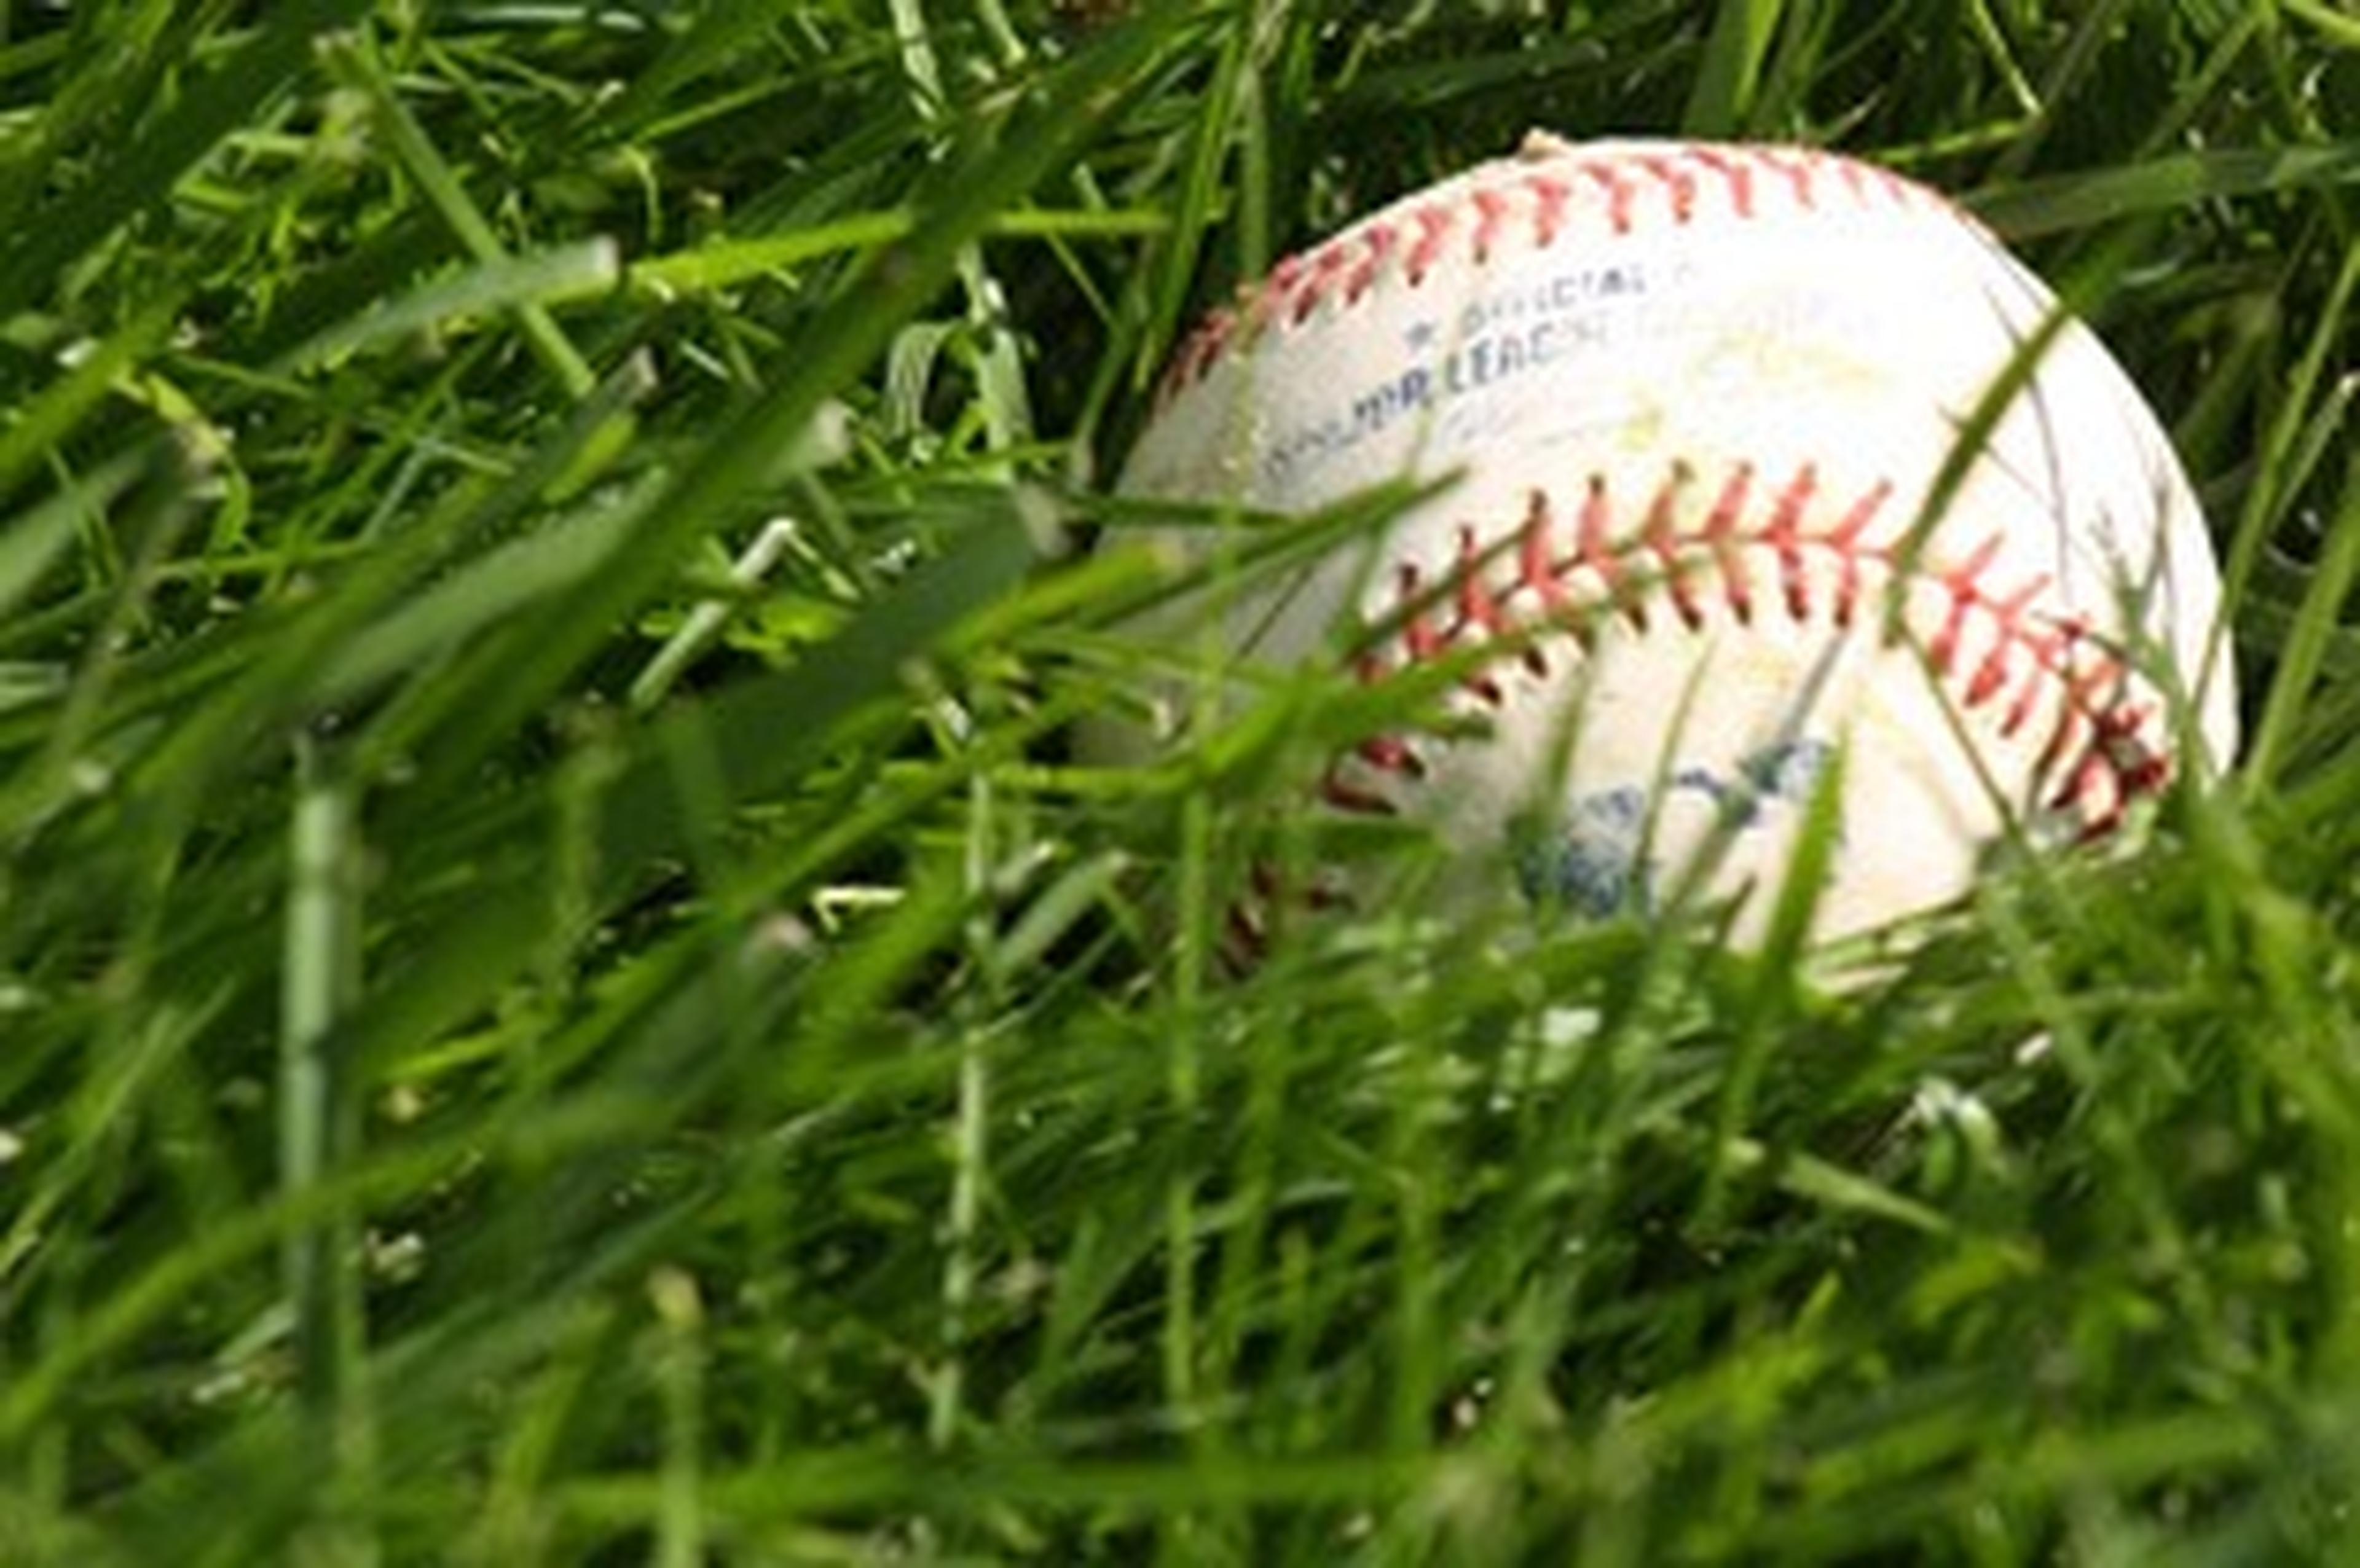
<box><xmin>1156</xmin><ymin>141</ymin><xmax>1944</xmax><ymax>407</ymax></box>
<box><xmin>1318</xmin><ymin>461</ymin><xmax>2171</xmax><ymax>832</ymax></box>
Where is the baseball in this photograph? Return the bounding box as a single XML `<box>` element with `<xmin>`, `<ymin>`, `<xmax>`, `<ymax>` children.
<box><xmin>1112</xmin><ymin>133</ymin><xmax>2238</xmax><ymax>944</ymax></box>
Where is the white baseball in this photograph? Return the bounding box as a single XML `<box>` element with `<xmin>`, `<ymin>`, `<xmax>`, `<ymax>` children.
<box><xmin>1114</xmin><ymin>133</ymin><xmax>2237</xmax><ymax>944</ymax></box>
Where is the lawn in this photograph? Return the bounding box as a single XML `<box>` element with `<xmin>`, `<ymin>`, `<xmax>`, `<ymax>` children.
<box><xmin>1</xmin><ymin>1</ymin><xmax>2357</xmax><ymax>1562</ymax></box>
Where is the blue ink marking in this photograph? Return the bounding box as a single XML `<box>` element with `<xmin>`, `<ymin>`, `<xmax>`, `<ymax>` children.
<box><xmin>1517</xmin><ymin>739</ymin><xmax>1839</xmax><ymax>920</ymax></box>
<box><xmin>1259</xmin><ymin>260</ymin><xmax>1670</xmax><ymax>489</ymax></box>
<box><xmin>1740</xmin><ymin>737</ymin><xmax>1833</xmax><ymax>800</ymax></box>
<box><xmin>1516</xmin><ymin>786</ymin><xmax>1651</xmax><ymax>919</ymax></box>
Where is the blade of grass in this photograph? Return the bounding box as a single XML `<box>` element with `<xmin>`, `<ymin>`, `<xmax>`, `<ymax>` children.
<box><xmin>2282</xmin><ymin>0</ymin><xmax>2360</xmax><ymax>50</ymax></box>
<box><xmin>629</xmin><ymin>206</ymin><xmax>1165</xmax><ymax>297</ymax></box>
<box><xmin>0</xmin><ymin>448</ymin><xmax>150</xmax><ymax>622</ymax></box>
<box><xmin>1697</xmin><ymin>743</ymin><xmax>1846</xmax><ymax>1234</ymax></box>
<box><xmin>2208</xmin><ymin>240</ymin><xmax>2360</xmax><ymax>750</ymax></box>
<box><xmin>2244</xmin><ymin>445</ymin><xmax>2360</xmax><ymax>791</ymax></box>
<box><xmin>1985</xmin><ymin>0</ymin><xmax>2138</xmax><ymax>183</ymax></box>
<box><xmin>1681</xmin><ymin>0</ymin><xmax>1784</xmax><ymax>138</ymax></box>
<box><xmin>348</xmin><ymin>501</ymin><xmax>1037</xmax><ymax>1079</ymax></box>
<box><xmin>402</xmin><ymin>7</ymin><xmax>1179</xmax><ymax>801</ymax></box>
<box><xmin>275</xmin><ymin>240</ymin><xmax>621</xmax><ymax>377</ymax></box>
<box><xmin>0</xmin><ymin>304</ymin><xmax>176</xmax><ymax>507</ymax></box>
<box><xmin>1969</xmin><ymin>143</ymin><xmax>2360</xmax><ymax>239</ymax></box>
<box><xmin>0</xmin><ymin>0</ymin><xmax>371</xmax><ymax>319</ymax></box>
<box><xmin>649</xmin><ymin>1268</ymin><xmax>707</xmax><ymax>1568</ymax></box>
<box><xmin>280</xmin><ymin>734</ymin><xmax>376</xmax><ymax>1561</ymax></box>
<box><xmin>320</xmin><ymin>29</ymin><xmax>600</xmax><ymax>401</ymax></box>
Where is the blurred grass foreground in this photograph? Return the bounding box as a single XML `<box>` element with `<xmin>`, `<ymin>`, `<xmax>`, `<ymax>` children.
<box><xmin>1</xmin><ymin>2</ymin><xmax>2358</xmax><ymax>1562</ymax></box>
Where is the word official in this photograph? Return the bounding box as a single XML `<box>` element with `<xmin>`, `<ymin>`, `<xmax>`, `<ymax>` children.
<box><xmin>1260</xmin><ymin>260</ymin><xmax>1672</xmax><ymax>493</ymax></box>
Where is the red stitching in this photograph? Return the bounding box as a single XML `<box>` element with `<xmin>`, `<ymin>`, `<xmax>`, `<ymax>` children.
<box><xmin>1761</xmin><ymin>465</ymin><xmax>1813</xmax><ymax>619</ymax></box>
<box><xmin>1873</xmin><ymin>163</ymin><xmax>1921</xmax><ymax>210</ymax></box>
<box><xmin>1527</xmin><ymin>175</ymin><xmax>1570</xmax><ymax>244</ymax></box>
<box><xmin>1406</xmin><ymin>203</ymin><xmax>1455</xmax><ymax>284</ymax></box>
<box><xmin>1320</xmin><ymin>463</ymin><xmax>2171</xmax><ymax>833</ymax></box>
<box><xmin>1700</xmin><ymin>465</ymin><xmax>1752</xmax><ymax>624</ymax></box>
<box><xmin>1152</xmin><ymin>141</ymin><xmax>1969</xmax><ymax>408</ymax></box>
<box><xmin>1252</xmin><ymin>253</ymin><xmax>1303</xmax><ymax>334</ymax></box>
<box><xmin>1470</xmin><ymin>188</ymin><xmax>1509</xmax><ymax>262</ymax></box>
<box><xmin>1454</xmin><ymin>525</ymin><xmax>1510</xmax><ymax>706</ymax></box>
<box><xmin>1573</xmin><ymin>477</ymin><xmax>1618</xmax><ymax>603</ymax></box>
<box><xmin>1632</xmin><ymin>152</ymin><xmax>1697</xmax><ymax>223</ymax></box>
<box><xmin>1754</xmin><ymin>147</ymin><xmax>1817</xmax><ymax>209</ymax></box>
<box><xmin>1966</xmin><ymin>574</ymin><xmax>2048</xmax><ymax>705</ymax></box>
<box><xmin>1584</xmin><ymin>159</ymin><xmax>1637</xmax><ymax>233</ymax></box>
<box><xmin>1640</xmin><ymin>466</ymin><xmax>1701</xmax><ymax>631</ymax></box>
<box><xmin>1685</xmin><ymin>145</ymin><xmax>1755</xmax><ymax>218</ymax></box>
<box><xmin>1347</xmin><ymin>223</ymin><xmax>1393</xmax><ymax>304</ymax></box>
<box><xmin>1927</xmin><ymin>532</ymin><xmax>2004</xmax><ymax>675</ymax></box>
<box><xmin>1297</xmin><ymin>242</ymin><xmax>1353</xmax><ymax>322</ymax></box>
<box><xmin>1825</xmin><ymin>478</ymin><xmax>1889</xmax><ymax>627</ymax></box>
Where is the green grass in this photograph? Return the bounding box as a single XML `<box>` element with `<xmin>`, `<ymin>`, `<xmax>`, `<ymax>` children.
<box><xmin>0</xmin><ymin>1</ymin><xmax>2356</xmax><ymax>1562</ymax></box>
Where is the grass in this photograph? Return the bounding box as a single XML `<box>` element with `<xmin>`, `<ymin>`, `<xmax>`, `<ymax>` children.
<box><xmin>0</xmin><ymin>0</ymin><xmax>2356</xmax><ymax>1562</ymax></box>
